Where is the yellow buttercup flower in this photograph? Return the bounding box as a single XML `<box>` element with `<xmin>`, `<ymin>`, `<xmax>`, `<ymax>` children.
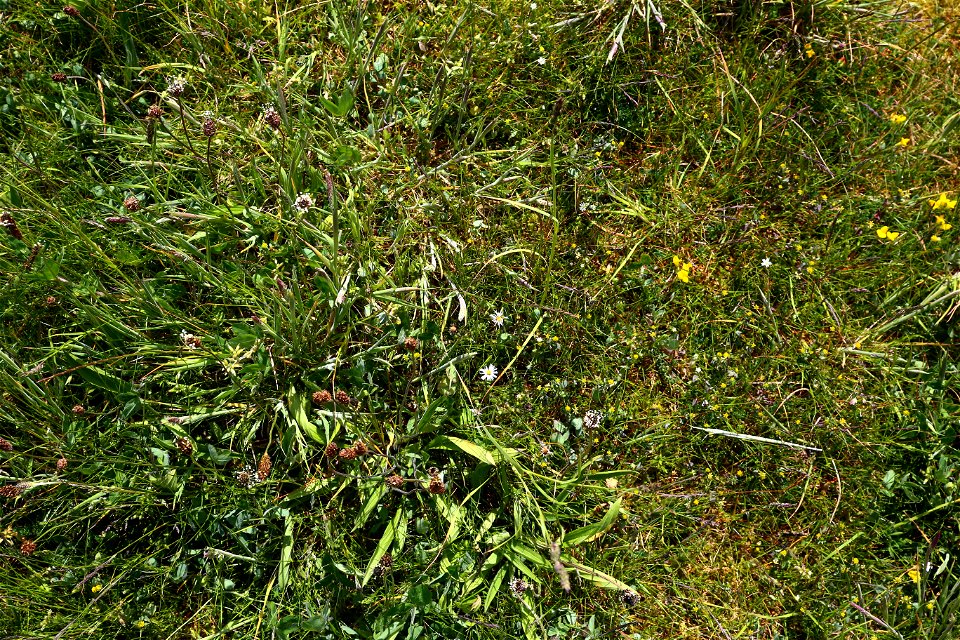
<box><xmin>896</xmin><ymin>137</ymin><xmax>910</xmax><ymax>147</ymax></box>
<box><xmin>934</xmin><ymin>215</ymin><xmax>952</xmax><ymax>231</ymax></box>
<box><xmin>908</xmin><ymin>567</ymin><xmax>921</xmax><ymax>584</ymax></box>
<box><xmin>877</xmin><ymin>226</ymin><xmax>900</xmax><ymax>241</ymax></box>
<box><xmin>889</xmin><ymin>114</ymin><xmax>907</xmax><ymax>124</ymax></box>
<box><xmin>931</xmin><ymin>235</ymin><xmax>941</xmax><ymax>242</ymax></box>
<box><xmin>677</xmin><ymin>269</ymin><xmax>690</xmax><ymax>283</ymax></box>
<box><xmin>91</xmin><ymin>584</ymin><xmax>102</xmax><ymax>594</ymax></box>
<box><xmin>929</xmin><ymin>193</ymin><xmax>957</xmax><ymax>210</ymax></box>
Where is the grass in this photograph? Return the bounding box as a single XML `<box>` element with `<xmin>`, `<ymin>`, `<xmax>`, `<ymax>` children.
<box><xmin>1</xmin><ymin>0</ymin><xmax>959</xmax><ymax>638</ymax></box>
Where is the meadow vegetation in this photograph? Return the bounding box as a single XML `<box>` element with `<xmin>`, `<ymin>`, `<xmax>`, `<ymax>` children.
<box><xmin>1</xmin><ymin>0</ymin><xmax>959</xmax><ymax>638</ymax></box>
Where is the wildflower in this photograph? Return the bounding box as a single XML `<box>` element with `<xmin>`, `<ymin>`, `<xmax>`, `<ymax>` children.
<box><xmin>536</xmin><ymin>56</ymin><xmax>547</xmax><ymax>65</ymax></box>
<box><xmin>0</xmin><ymin>437</ymin><xmax>11</xmax><ymax>451</ymax></box>
<box><xmin>135</xmin><ymin>620</ymin><xmax>147</xmax><ymax>629</ymax></box>
<box><xmin>931</xmin><ymin>235</ymin><xmax>941</xmax><ymax>243</ymax></box>
<box><xmin>175</xmin><ymin>437</ymin><xmax>193</xmax><ymax>455</ymax></box>
<box><xmin>672</xmin><ymin>255</ymin><xmax>692</xmax><ymax>283</ymax></box>
<box><xmin>509</xmin><ymin>577</ymin><xmax>529</xmax><ymax>596</ymax></box>
<box><xmin>403</xmin><ymin>336</ymin><xmax>419</xmax><ymax>351</ymax></box>
<box><xmin>324</xmin><ymin>441</ymin><xmax>339</xmax><ymax>458</ymax></box>
<box><xmin>123</xmin><ymin>195</ymin><xmax>140</xmax><ymax>212</ymax></box>
<box><xmin>479</xmin><ymin>364</ymin><xmax>498</xmax><ymax>382</ymax></box>
<box><xmin>929</xmin><ymin>193</ymin><xmax>957</xmax><ymax>210</ymax></box>
<box><xmin>72</xmin><ymin>404</ymin><xmax>85</xmax><ymax>415</ymax></box>
<box><xmin>20</xmin><ymin>539</ymin><xmax>36</xmax><ymax>555</ymax></box>
<box><xmin>386</xmin><ymin>474</ymin><xmax>404</xmax><ymax>488</ymax></box>
<box><xmin>908</xmin><ymin>567</ymin><xmax>920</xmax><ymax>584</ymax></box>
<box><xmin>262</xmin><ymin>105</ymin><xmax>282</xmax><ymax>129</ymax></box>
<box><xmin>202</xmin><ymin>116</ymin><xmax>217</xmax><ymax>138</ymax></box>
<box><xmin>889</xmin><ymin>114</ymin><xmax>907</xmax><ymax>124</ymax></box>
<box><xmin>147</xmin><ymin>104</ymin><xmax>163</xmax><ymax>119</ymax></box>
<box><xmin>339</xmin><ymin>447</ymin><xmax>357</xmax><ymax>460</ymax></box>
<box><xmin>90</xmin><ymin>584</ymin><xmax>102</xmax><ymax>594</ymax></box>
<box><xmin>334</xmin><ymin>389</ymin><xmax>351</xmax><ymax>404</ymax></box>
<box><xmin>584</xmin><ymin>409</ymin><xmax>604</xmax><ymax>430</ymax></box>
<box><xmin>293</xmin><ymin>193</ymin><xmax>314</xmax><ymax>213</ymax></box>
<box><xmin>896</xmin><ymin>137</ymin><xmax>910</xmax><ymax>147</ymax></box>
<box><xmin>804</xmin><ymin>43</ymin><xmax>814</xmax><ymax>58</ymax></box>
<box><xmin>935</xmin><ymin>215</ymin><xmax>952</xmax><ymax>231</ymax></box>
<box><xmin>427</xmin><ymin>468</ymin><xmax>445</xmax><ymax>494</ymax></box>
<box><xmin>52</xmin><ymin>72</ymin><xmax>67</xmax><ymax>83</ymax></box>
<box><xmin>620</xmin><ymin>590</ymin><xmax>640</xmax><ymax>607</ymax></box>
<box><xmin>761</xmin><ymin>257</ymin><xmax>772</xmax><ymax>268</ymax></box>
<box><xmin>180</xmin><ymin>330</ymin><xmax>201</xmax><ymax>349</ymax></box>
<box><xmin>166</xmin><ymin>76</ymin><xmax>186</xmax><ymax>98</ymax></box>
<box><xmin>257</xmin><ymin>451</ymin><xmax>272</xmax><ymax>479</ymax></box>
<box><xmin>0</xmin><ymin>212</ymin><xmax>23</xmax><ymax>240</ymax></box>
<box><xmin>490</xmin><ymin>309</ymin><xmax>506</xmax><ymax>327</ymax></box>
<box><xmin>312</xmin><ymin>390</ymin><xmax>332</xmax><ymax>404</ymax></box>
<box><xmin>56</xmin><ymin>457</ymin><xmax>68</xmax><ymax>471</ymax></box>
<box><xmin>63</xmin><ymin>5</ymin><xmax>80</xmax><ymax>17</ymax></box>
<box><xmin>876</xmin><ymin>226</ymin><xmax>900</xmax><ymax>241</ymax></box>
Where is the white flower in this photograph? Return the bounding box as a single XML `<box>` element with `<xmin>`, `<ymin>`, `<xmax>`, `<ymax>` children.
<box><xmin>490</xmin><ymin>309</ymin><xmax>506</xmax><ymax>327</ymax></box>
<box><xmin>536</xmin><ymin>56</ymin><xmax>547</xmax><ymax>66</ymax></box>
<box><xmin>479</xmin><ymin>364</ymin><xmax>498</xmax><ymax>382</ymax></box>
<box><xmin>761</xmin><ymin>257</ymin><xmax>772</xmax><ymax>268</ymax></box>
<box><xmin>294</xmin><ymin>193</ymin><xmax>314</xmax><ymax>213</ymax></box>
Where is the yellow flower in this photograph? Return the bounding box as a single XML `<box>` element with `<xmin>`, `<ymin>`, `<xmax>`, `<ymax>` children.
<box><xmin>896</xmin><ymin>137</ymin><xmax>910</xmax><ymax>147</ymax></box>
<box><xmin>91</xmin><ymin>584</ymin><xmax>102</xmax><ymax>594</ymax></box>
<box><xmin>677</xmin><ymin>269</ymin><xmax>690</xmax><ymax>283</ymax></box>
<box><xmin>877</xmin><ymin>226</ymin><xmax>900</xmax><ymax>241</ymax></box>
<box><xmin>135</xmin><ymin>620</ymin><xmax>147</xmax><ymax>629</ymax></box>
<box><xmin>889</xmin><ymin>114</ymin><xmax>907</xmax><ymax>124</ymax></box>
<box><xmin>932</xmin><ymin>235</ymin><xmax>941</xmax><ymax>242</ymax></box>
<box><xmin>935</xmin><ymin>215</ymin><xmax>952</xmax><ymax>230</ymax></box>
<box><xmin>908</xmin><ymin>567</ymin><xmax>921</xmax><ymax>584</ymax></box>
<box><xmin>929</xmin><ymin>193</ymin><xmax>957</xmax><ymax>210</ymax></box>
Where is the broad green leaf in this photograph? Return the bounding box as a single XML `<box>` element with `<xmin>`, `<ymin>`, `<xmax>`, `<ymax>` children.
<box><xmin>362</xmin><ymin>508</ymin><xmax>403</xmax><ymax>586</ymax></box>
<box><xmin>564</xmin><ymin>498</ymin><xmax>622</xmax><ymax>546</ymax></box>
<box><xmin>277</xmin><ymin>513</ymin><xmax>294</xmax><ymax>591</ymax></box>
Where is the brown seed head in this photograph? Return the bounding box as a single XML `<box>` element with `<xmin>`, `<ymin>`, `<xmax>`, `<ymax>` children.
<box><xmin>258</xmin><ymin>451</ymin><xmax>272</xmax><ymax>479</ymax></box>
<box><xmin>0</xmin><ymin>437</ymin><xmax>11</xmax><ymax>451</ymax></box>
<box><xmin>263</xmin><ymin>106</ymin><xmax>282</xmax><ymax>129</ymax></box>
<box><xmin>428</xmin><ymin>476</ymin><xmax>446</xmax><ymax>494</ymax></box>
<box><xmin>385</xmin><ymin>474</ymin><xmax>404</xmax><ymax>488</ymax></box>
<box><xmin>20</xmin><ymin>539</ymin><xmax>37</xmax><ymax>555</ymax></box>
<box><xmin>56</xmin><ymin>457</ymin><xmax>68</xmax><ymax>472</ymax></box>
<box><xmin>72</xmin><ymin>404</ymin><xmax>85</xmax><ymax>415</ymax></box>
<box><xmin>202</xmin><ymin>117</ymin><xmax>217</xmax><ymax>138</ymax></box>
<box><xmin>123</xmin><ymin>196</ymin><xmax>140</xmax><ymax>212</ymax></box>
<box><xmin>0</xmin><ymin>485</ymin><xmax>22</xmax><ymax>498</ymax></box>
<box><xmin>0</xmin><ymin>212</ymin><xmax>23</xmax><ymax>241</ymax></box>
<box><xmin>403</xmin><ymin>337</ymin><xmax>419</xmax><ymax>351</ymax></box>
<box><xmin>147</xmin><ymin>104</ymin><xmax>163</xmax><ymax>119</ymax></box>
<box><xmin>312</xmin><ymin>390</ymin><xmax>332</xmax><ymax>404</ymax></box>
<box><xmin>339</xmin><ymin>447</ymin><xmax>357</xmax><ymax>461</ymax></box>
<box><xmin>63</xmin><ymin>5</ymin><xmax>80</xmax><ymax>17</ymax></box>
<box><xmin>353</xmin><ymin>441</ymin><xmax>368</xmax><ymax>456</ymax></box>
<box><xmin>52</xmin><ymin>72</ymin><xmax>67</xmax><ymax>83</ymax></box>
<box><xmin>335</xmin><ymin>390</ymin><xmax>351</xmax><ymax>405</ymax></box>
<box><xmin>324</xmin><ymin>442</ymin><xmax>339</xmax><ymax>458</ymax></box>
<box><xmin>175</xmin><ymin>437</ymin><xmax>193</xmax><ymax>455</ymax></box>
<box><xmin>379</xmin><ymin>551</ymin><xmax>393</xmax><ymax>569</ymax></box>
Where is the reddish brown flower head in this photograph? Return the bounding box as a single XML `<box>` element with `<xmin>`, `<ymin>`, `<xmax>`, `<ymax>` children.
<box><xmin>264</xmin><ymin>107</ymin><xmax>282</xmax><ymax>129</ymax></box>
<box><xmin>63</xmin><ymin>5</ymin><xmax>80</xmax><ymax>17</ymax></box>
<box><xmin>0</xmin><ymin>484</ymin><xmax>23</xmax><ymax>498</ymax></box>
<box><xmin>105</xmin><ymin>216</ymin><xmax>132</xmax><ymax>224</ymax></box>
<box><xmin>175</xmin><ymin>437</ymin><xmax>193</xmax><ymax>455</ymax></box>
<box><xmin>20</xmin><ymin>539</ymin><xmax>37</xmax><ymax>555</ymax></box>
<box><xmin>56</xmin><ymin>457</ymin><xmax>68</xmax><ymax>472</ymax></box>
<box><xmin>71</xmin><ymin>405</ymin><xmax>85</xmax><ymax>415</ymax></box>
<box><xmin>403</xmin><ymin>337</ymin><xmax>419</xmax><ymax>351</ymax></box>
<box><xmin>428</xmin><ymin>476</ymin><xmax>446</xmax><ymax>494</ymax></box>
<box><xmin>335</xmin><ymin>390</ymin><xmax>351</xmax><ymax>405</ymax></box>
<box><xmin>202</xmin><ymin>117</ymin><xmax>217</xmax><ymax>138</ymax></box>
<box><xmin>52</xmin><ymin>72</ymin><xmax>67</xmax><ymax>83</ymax></box>
<box><xmin>147</xmin><ymin>104</ymin><xmax>163</xmax><ymax>119</ymax></box>
<box><xmin>0</xmin><ymin>437</ymin><xmax>11</xmax><ymax>451</ymax></box>
<box><xmin>312</xmin><ymin>390</ymin><xmax>332</xmax><ymax>404</ymax></box>
<box><xmin>0</xmin><ymin>212</ymin><xmax>22</xmax><ymax>241</ymax></box>
<box><xmin>324</xmin><ymin>442</ymin><xmax>339</xmax><ymax>458</ymax></box>
<box><xmin>123</xmin><ymin>195</ymin><xmax>140</xmax><ymax>212</ymax></box>
<box><xmin>339</xmin><ymin>447</ymin><xmax>357</xmax><ymax>461</ymax></box>
<box><xmin>385</xmin><ymin>474</ymin><xmax>404</xmax><ymax>488</ymax></box>
<box><xmin>257</xmin><ymin>451</ymin><xmax>272</xmax><ymax>479</ymax></box>
<box><xmin>353</xmin><ymin>441</ymin><xmax>368</xmax><ymax>456</ymax></box>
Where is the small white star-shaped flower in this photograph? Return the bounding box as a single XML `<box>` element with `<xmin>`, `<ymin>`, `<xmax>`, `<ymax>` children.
<box><xmin>761</xmin><ymin>257</ymin><xmax>772</xmax><ymax>268</ymax></box>
<box><xmin>294</xmin><ymin>193</ymin><xmax>314</xmax><ymax>213</ymax></box>
<box><xmin>490</xmin><ymin>309</ymin><xmax>506</xmax><ymax>327</ymax></box>
<box><xmin>479</xmin><ymin>364</ymin><xmax>498</xmax><ymax>382</ymax></box>
<box><xmin>536</xmin><ymin>56</ymin><xmax>547</xmax><ymax>65</ymax></box>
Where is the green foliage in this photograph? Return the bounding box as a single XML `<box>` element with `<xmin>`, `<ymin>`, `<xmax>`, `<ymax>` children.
<box><xmin>2</xmin><ymin>0</ymin><xmax>960</xmax><ymax>638</ymax></box>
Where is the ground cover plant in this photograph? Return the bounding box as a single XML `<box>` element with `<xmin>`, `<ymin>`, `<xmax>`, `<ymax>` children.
<box><xmin>1</xmin><ymin>0</ymin><xmax>959</xmax><ymax>638</ymax></box>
